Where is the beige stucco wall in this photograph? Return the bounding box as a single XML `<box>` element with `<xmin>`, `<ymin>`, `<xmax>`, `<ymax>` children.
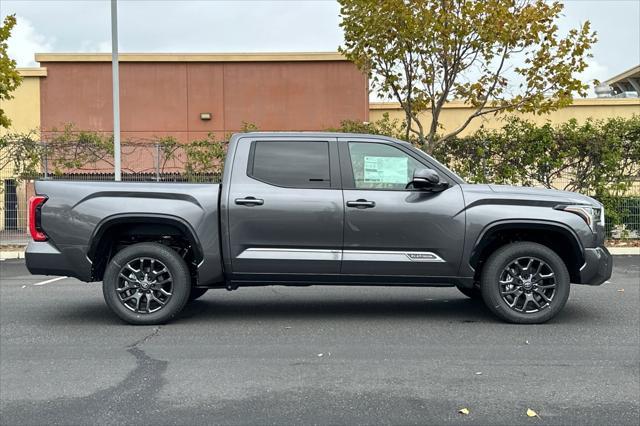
<box><xmin>0</xmin><ymin>68</ymin><xmax>46</xmax><ymax>233</ymax></box>
<box><xmin>0</xmin><ymin>68</ymin><xmax>44</xmax><ymax>135</ymax></box>
<box><xmin>369</xmin><ymin>98</ymin><xmax>640</xmax><ymax>136</ymax></box>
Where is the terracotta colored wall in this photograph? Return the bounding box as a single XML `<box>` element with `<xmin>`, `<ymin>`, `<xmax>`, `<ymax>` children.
<box><xmin>39</xmin><ymin>60</ymin><xmax>368</xmax><ymax>141</ymax></box>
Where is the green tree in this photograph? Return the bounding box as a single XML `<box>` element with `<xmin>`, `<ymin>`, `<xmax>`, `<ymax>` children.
<box><xmin>339</xmin><ymin>0</ymin><xmax>597</xmax><ymax>153</ymax></box>
<box><xmin>0</xmin><ymin>14</ymin><xmax>22</xmax><ymax>129</ymax></box>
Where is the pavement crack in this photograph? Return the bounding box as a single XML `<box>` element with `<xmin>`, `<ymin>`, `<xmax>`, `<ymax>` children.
<box><xmin>2</xmin><ymin>326</ymin><xmax>170</xmax><ymax>425</ymax></box>
<box><xmin>127</xmin><ymin>326</ymin><xmax>161</xmax><ymax>349</ymax></box>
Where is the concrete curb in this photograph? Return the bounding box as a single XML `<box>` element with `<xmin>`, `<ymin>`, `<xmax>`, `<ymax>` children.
<box><xmin>607</xmin><ymin>247</ymin><xmax>640</xmax><ymax>255</ymax></box>
<box><xmin>1</xmin><ymin>246</ymin><xmax>638</xmax><ymax>261</ymax></box>
<box><xmin>0</xmin><ymin>251</ymin><xmax>25</xmax><ymax>260</ymax></box>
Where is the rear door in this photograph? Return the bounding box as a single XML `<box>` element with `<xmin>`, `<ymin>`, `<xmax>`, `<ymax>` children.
<box><xmin>227</xmin><ymin>136</ymin><xmax>343</xmax><ymax>281</ymax></box>
<box><xmin>338</xmin><ymin>138</ymin><xmax>465</xmax><ymax>281</ymax></box>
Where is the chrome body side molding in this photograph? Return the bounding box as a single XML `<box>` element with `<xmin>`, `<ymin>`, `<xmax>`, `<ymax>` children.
<box><xmin>237</xmin><ymin>248</ymin><xmax>445</xmax><ymax>263</ymax></box>
<box><xmin>237</xmin><ymin>248</ymin><xmax>342</xmax><ymax>261</ymax></box>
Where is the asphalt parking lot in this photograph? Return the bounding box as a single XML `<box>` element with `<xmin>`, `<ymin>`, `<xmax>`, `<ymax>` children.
<box><xmin>0</xmin><ymin>256</ymin><xmax>638</xmax><ymax>425</ymax></box>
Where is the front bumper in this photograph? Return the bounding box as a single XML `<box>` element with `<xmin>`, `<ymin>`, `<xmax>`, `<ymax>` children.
<box><xmin>577</xmin><ymin>246</ymin><xmax>613</xmax><ymax>286</ymax></box>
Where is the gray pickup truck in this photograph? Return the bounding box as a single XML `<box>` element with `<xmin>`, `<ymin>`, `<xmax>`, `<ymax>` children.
<box><xmin>26</xmin><ymin>132</ymin><xmax>612</xmax><ymax>325</ymax></box>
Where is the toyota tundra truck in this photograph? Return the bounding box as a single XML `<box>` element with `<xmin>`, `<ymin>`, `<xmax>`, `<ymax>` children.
<box><xmin>25</xmin><ymin>132</ymin><xmax>613</xmax><ymax>325</ymax></box>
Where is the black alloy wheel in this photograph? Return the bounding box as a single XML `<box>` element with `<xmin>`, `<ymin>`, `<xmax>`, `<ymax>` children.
<box><xmin>103</xmin><ymin>242</ymin><xmax>191</xmax><ymax>325</ymax></box>
<box><xmin>480</xmin><ymin>242</ymin><xmax>570</xmax><ymax>324</ymax></box>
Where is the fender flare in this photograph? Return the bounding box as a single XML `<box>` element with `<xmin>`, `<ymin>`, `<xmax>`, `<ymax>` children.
<box><xmin>469</xmin><ymin>219</ymin><xmax>585</xmax><ymax>269</ymax></box>
<box><xmin>87</xmin><ymin>213</ymin><xmax>204</xmax><ymax>264</ymax></box>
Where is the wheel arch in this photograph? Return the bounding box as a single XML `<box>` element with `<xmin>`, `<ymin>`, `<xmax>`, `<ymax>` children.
<box><xmin>88</xmin><ymin>213</ymin><xmax>203</xmax><ymax>281</ymax></box>
<box><xmin>470</xmin><ymin>220</ymin><xmax>585</xmax><ymax>283</ymax></box>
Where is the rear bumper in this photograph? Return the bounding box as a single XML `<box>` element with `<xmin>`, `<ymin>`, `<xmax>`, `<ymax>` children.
<box><xmin>577</xmin><ymin>246</ymin><xmax>613</xmax><ymax>286</ymax></box>
<box><xmin>25</xmin><ymin>241</ymin><xmax>91</xmax><ymax>280</ymax></box>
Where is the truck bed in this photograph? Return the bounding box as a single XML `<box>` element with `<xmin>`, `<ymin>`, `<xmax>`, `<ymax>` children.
<box><xmin>26</xmin><ymin>180</ymin><xmax>224</xmax><ymax>285</ymax></box>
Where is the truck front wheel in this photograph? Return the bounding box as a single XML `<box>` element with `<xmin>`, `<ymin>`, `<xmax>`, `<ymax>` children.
<box><xmin>103</xmin><ymin>242</ymin><xmax>191</xmax><ymax>325</ymax></box>
<box><xmin>480</xmin><ymin>242</ymin><xmax>570</xmax><ymax>324</ymax></box>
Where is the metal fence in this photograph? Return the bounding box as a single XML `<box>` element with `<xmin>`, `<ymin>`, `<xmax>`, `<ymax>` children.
<box><xmin>1</xmin><ymin>140</ymin><xmax>639</xmax><ymax>245</ymax></box>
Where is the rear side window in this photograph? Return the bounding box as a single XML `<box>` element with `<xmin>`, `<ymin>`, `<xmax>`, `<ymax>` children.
<box><xmin>249</xmin><ymin>141</ymin><xmax>331</xmax><ymax>188</ymax></box>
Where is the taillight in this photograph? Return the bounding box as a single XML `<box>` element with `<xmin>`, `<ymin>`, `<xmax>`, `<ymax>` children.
<box><xmin>28</xmin><ymin>195</ymin><xmax>48</xmax><ymax>242</ymax></box>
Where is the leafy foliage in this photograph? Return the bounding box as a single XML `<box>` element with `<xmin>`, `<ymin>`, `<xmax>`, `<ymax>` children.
<box><xmin>45</xmin><ymin>125</ymin><xmax>115</xmax><ymax>174</ymax></box>
<box><xmin>339</xmin><ymin>0</ymin><xmax>597</xmax><ymax>152</ymax></box>
<box><xmin>0</xmin><ymin>122</ymin><xmax>263</xmax><ymax>182</ymax></box>
<box><xmin>0</xmin><ymin>125</ymin><xmax>114</xmax><ymax>178</ymax></box>
<box><xmin>327</xmin><ymin>113</ymin><xmax>404</xmax><ymax>139</ymax></box>
<box><xmin>159</xmin><ymin>133</ymin><xmax>227</xmax><ymax>179</ymax></box>
<box><xmin>0</xmin><ymin>130</ymin><xmax>41</xmax><ymax>178</ymax></box>
<box><xmin>432</xmin><ymin>115</ymin><xmax>640</xmax><ymax>198</ymax></box>
<box><xmin>0</xmin><ymin>14</ymin><xmax>23</xmax><ymax>129</ymax></box>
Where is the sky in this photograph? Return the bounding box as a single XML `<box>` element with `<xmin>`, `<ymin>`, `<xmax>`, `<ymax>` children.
<box><xmin>1</xmin><ymin>0</ymin><xmax>639</xmax><ymax>97</ymax></box>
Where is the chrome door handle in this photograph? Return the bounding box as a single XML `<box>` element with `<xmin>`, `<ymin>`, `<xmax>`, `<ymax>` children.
<box><xmin>346</xmin><ymin>199</ymin><xmax>375</xmax><ymax>209</ymax></box>
<box><xmin>235</xmin><ymin>197</ymin><xmax>264</xmax><ymax>206</ymax></box>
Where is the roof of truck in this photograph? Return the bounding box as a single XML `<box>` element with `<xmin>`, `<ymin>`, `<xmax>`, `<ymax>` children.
<box><xmin>230</xmin><ymin>132</ymin><xmax>403</xmax><ymax>143</ymax></box>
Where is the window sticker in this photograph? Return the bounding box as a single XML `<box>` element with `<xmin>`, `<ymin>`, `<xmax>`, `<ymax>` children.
<box><xmin>363</xmin><ymin>156</ymin><xmax>408</xmax><ymax>184</ymax></box>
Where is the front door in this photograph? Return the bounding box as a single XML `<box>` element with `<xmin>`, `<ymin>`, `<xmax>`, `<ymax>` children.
<box><xmin>339</xmin><ymin>139</ymin><xmax>465</xmax><ymax>281</ymax></box>
<box><xmin>227</xmin><ymin>136</ymin><xmax>343</xmax><ymax>281</ymax></box>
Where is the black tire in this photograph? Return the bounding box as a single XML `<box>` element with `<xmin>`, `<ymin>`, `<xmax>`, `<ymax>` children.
<box><xmin>103</xmin><ymin>242</ymin><xmax>191</xmax><ymax>325</ymax></box>
<box><xmin>480</xmin><ymin>242</ymin><xmax>570</xmax><ymax>324</ymax></box>
<box><xmin>189</xmin><ymin>288</ymin><xmax>208</xmax><ymax>301</ymax></box>
<box><xmin>457</xmin><ymin>285</ymin><xmax>482</xmax><ymax>300</ymax></box>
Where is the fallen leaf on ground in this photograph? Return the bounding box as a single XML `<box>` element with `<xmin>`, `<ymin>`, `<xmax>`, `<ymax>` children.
<box><xmin>458</xmin><ymin>408</ymin><xmax>470</xmax><ymax>415</ymax></box>
<box><xmin>526</xmin><ymin>408</ymin><xmax>539</xmax><ymax>418</ymax></box>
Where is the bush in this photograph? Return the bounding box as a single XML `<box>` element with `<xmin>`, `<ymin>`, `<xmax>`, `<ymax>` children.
<box><xmin>432</xmin><ymin>115</ymin><xmax>640</xmax><ymax>198</ymax></box>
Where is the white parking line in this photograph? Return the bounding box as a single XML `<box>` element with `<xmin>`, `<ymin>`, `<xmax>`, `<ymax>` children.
<box><xmin>33</xmin><ymin>276</ymin><xmax>67</xmax><ymax>286</ymax></box>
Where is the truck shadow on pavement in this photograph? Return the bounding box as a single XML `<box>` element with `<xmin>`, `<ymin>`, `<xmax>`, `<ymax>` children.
<box><xmin>46</xmin><ymin>293</ymin><xmax>600</xmax><ymax>326</ymax></box>
<box><xmin>48</xmin><ymin>295</ymin><xmax>498</xmax><ymax>325</ymax></box>
<box><xmin>180</xmin><ymin>296</ymin><xmax>495</xmax><ymax>323</ymax></box>
<box><xmin>178</xmin><ymin>296</ymin><xmax>600</xmax><ymax>324</ymax></box>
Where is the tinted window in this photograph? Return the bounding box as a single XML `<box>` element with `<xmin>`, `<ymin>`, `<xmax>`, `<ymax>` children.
<box><xmin>348</xmin><ymin>142</ymin><xmax>424</xmax><ymax>190</ymax></box>
<box><xmin>250</xmin><ymin>141</ymin><xmax>331</xmax><ymax>188</ymax></box>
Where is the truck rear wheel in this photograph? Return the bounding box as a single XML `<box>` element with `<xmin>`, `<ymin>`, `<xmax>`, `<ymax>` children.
<box><xmin>480</xmin><ymin>242</ymin><xmax>570</xmax><ymax>324</ymax></box>
<box><xmin>103</xmin><ymin>242</ymin><xmax>191</xmax><ymax>325</ymax></box>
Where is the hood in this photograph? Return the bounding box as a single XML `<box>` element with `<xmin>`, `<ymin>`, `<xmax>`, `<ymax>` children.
<box><xmin>460</xmin><ymin>183</ymin><xmax>601</xmax><ymax>208</ymax></box>
<box><xmin>488</xmin><ymin>184</ymin><xmax>600</xmax><ymax>206</ymax></box>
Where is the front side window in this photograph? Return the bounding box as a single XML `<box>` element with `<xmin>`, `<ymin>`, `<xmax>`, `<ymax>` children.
<box><xmin>249</xmin><ymin>141</ymin><xmax>331</xmax><ymax>188</ymax></box>
<box><xmin>348</xmin><ymin>142</ymin><xmax>424</xmax><ymax>190</ymax></box>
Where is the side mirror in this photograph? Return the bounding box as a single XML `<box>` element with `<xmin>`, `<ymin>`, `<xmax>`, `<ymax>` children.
<box><xmin>409</xmin><ymin>168</ymin><xmax>448</xmax><ymax>191</ymax></box>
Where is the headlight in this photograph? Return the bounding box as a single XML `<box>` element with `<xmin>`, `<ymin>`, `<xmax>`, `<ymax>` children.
<box><xmin>555</xmin><ymin>204</ymin><xmax>604</xmax><ymax>232</ymax></box>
